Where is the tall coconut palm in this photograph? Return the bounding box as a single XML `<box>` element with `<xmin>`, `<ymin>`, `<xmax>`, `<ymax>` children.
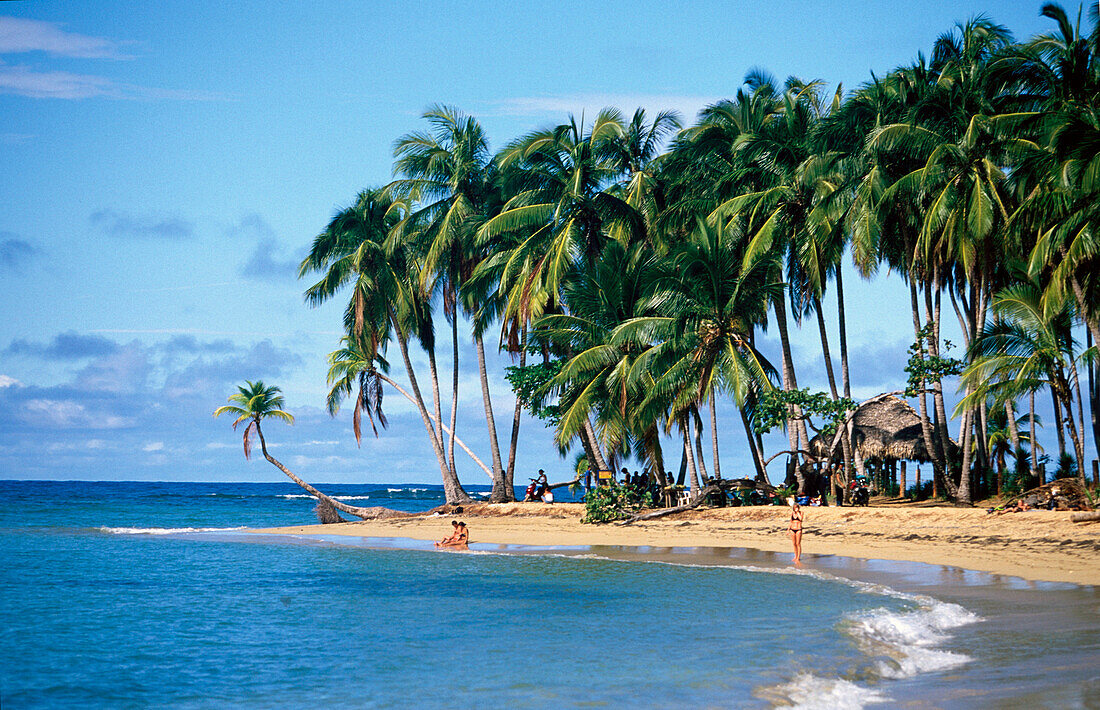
<box><xmin>387</xmin><ymin>105</ymin><xmax>512</xmax><ymax>501</ymax></box>
<box><xmin>213</xmin><ymin>381</ymin><xmax>377</xmax><ymax>520</ymax></box>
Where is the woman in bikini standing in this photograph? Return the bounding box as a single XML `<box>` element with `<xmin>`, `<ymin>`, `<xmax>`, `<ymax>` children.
<box><xmin>787</xmin><ymin>497</ymin><xmax>803</xmax><ymax>564</ymax></box>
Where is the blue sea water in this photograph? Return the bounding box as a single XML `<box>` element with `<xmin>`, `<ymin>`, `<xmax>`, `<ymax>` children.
<box><xmin>1</xmin><ymin>480</ymin><xmax>1098</xmax><ymax>709</ymax></box>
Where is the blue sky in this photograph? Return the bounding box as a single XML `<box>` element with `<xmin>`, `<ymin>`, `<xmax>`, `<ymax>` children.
<box><xmin>0</xmin><ymin>0</ymin><xmax>1090</xmax><ymax>485</ymax></box>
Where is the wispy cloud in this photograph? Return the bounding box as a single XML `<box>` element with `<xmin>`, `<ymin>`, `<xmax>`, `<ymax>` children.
<box><xmin>90</xmin><ymin>208</ymin><xmax>194</xmax><ymax>240</ymax></box>
<box><xmin>0</xmin><ymin>16</ymin><xmax>132</xmax><ymax>59</ymax></box>
<box><xmin>0</xmin><ymin>17</ymin><xmax>229</xmax><ymax>101</ymax></box>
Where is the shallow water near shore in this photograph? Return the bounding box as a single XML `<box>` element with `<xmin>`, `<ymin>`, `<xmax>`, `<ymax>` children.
<box><xmin>2</xmin><ymin>481</ymin><xmax>1098</xmax><ymax>708</ymax></box>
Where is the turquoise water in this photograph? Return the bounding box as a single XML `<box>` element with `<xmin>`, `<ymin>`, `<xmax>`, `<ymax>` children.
<box><xmin>1</xmin><ymin>481</ymin><xmax>1097</xmax><ymax>708</ymax></box>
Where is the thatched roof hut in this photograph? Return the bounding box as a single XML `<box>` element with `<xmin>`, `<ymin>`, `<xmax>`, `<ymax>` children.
<box><xmin>810</xmin><ymin>393</ymin><xmax>956</xmax><ymax>464</ymax></box>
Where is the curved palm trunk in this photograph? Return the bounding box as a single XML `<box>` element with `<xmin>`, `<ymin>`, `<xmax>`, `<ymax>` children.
<box><xmin>475</xmin><ymin>333</ymin><xmax>510</xmax><ymax>501</ymax></box>
<box><xmin>583</xmin><ymin>418</ymin><xmax>609</xmax><ymax>472</ymax></box>
<box><xmin>389</xmin><ymin>308</ymin><xmax>471</xmax><ymax>504</ymax></box>
<box><xmin>375</xmin><ymin>373</ymin><xmax>494</xmax><ymax>479</ymax></box>
<box><xmin>255</xmin><ymin>424</ymin><xmax>378</xmax><ymax>520</ymax></box>
<box><xmin>740</xmin><ymin>406</ymin><xmax>768</xmax><ymax>483</ymax></box>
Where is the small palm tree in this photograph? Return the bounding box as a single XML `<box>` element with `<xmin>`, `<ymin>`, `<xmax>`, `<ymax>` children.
<box><xmin>214</xmin><ymin>380</ymin><xmax>376</xmax><ymax>520</ymax></box>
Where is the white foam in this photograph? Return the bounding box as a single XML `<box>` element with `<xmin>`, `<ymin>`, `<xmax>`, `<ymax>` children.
<box><xmin>334</xmin><ymin>495</ymin><xmax>370</xmax><ymax>501</ymax></box>
<box><xmin>277</xmin><ymin>494</ymin><xmax>313</xmax><ymax>499</ymax></box>
<box><xmin>98</xmin><ymin>526</ymin><xmax>247</xmax><ymax>535</ymax></box>
<box><xmin>844</xmin><ymin>601</ymin><xmax>980</xmax><ymax>679</ymax></box>
<box><xmin>762</xmin><ymin>673</ymin><xmax>889</xmax><ymax>709</ymax></box>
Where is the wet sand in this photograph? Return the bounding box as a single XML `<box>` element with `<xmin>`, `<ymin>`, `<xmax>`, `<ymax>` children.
<box><xmin>250</xmin><ymin>501</ymin><xmax>1100</xmax><ymax>586</ymax></box>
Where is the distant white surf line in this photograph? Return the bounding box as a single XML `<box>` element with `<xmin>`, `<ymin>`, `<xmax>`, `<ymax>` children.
<box><xmin>276</xmin><ymin>494</ymin><xmax>371</xmax><ymax>501</ymax></box>
<box><xmin>98</xmin><ymin>526</ymin><xmax>247</xmax><ymax>535</ymax></box>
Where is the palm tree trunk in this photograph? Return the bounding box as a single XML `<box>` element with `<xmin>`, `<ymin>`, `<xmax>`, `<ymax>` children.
<box><xmin>773</xmin><ymin>294</ymin><xmax>806</xmax><ymax>480</ymax></box>
<box><xmin>740</xmin><ymin>405</ymin><xmax>768</xmax><ymax>483</ymax></box>
<box><xmin>583</xmin><ymin>418</ymin><xmax>609</xmax><ymax>472</ymax></box>
<box><xmin>426</xmin><ymin>349</ymin><xmax>446</xmax><ymax>447</ymax></box>
<box><xmin>447</xmin><ymin>306</ymin><xmax>460</xmax><ymax>485</ymax></box>
<box><xmin>375</xmin><ymin>373</ymin><xmax>494</xmax><ymax>479</ymax></box>
<box><xmin>1052</xmin><ymin>386</ymin><xmax>1067</xmax><ymax>459</ymax></box>
<box><xmin>709</xmin><ymin>395</ymin><xmax>721</xmax><ymax>480</ymax></box>
<box><xmin>682</xmin><ymin>416</ymin><xmax>701</xmax><ymax>492</ymax></box>
<box><xmin>692</xmin><ymin>406</ymin><xmax>710</xmax><ymax>482</ymax></box>
<box><xmin>910</xmin><ymin>279</ymin><xmax>945</xmax><ymax>485</ymax></box>
<box><xmin>837</xmin><ymin>266</ymin><xmax>851</xmax><ymax>400</ymax></box>
<box><xmin>958</xmin><ymin>404</ymin><xmax>973</xmax><ymax>504</ymax></box>
<box><xmin>929</xmin><ymin>279</ymin><xmax>957</xmax><ymax>498</ymax></box>
<box><xmin>814</xmin><ymin>293</ymin><xmax>854</xmax><ymax>487</ymax></box>
<box><xmin>505</xmin><ymin>324</ymin><xmax>527</xmax><ymax>495</ymax></box>
<box><xmin>255</xmin><ymin>424</ymin><xmax>378</xmax><ymax>520</ymax></box>
<box><xmin>1089</xmin><ymin>329</ymin><xmax>1100</xmax><ymax>468</ymax></box>
<box><xmin>474</xmin><ymin>334</ymin><xmax>509</xmax><ymax>501</ymax></box>
<box><xmin>1030</xmin><ymin>389</ymin><xmax>1039</xmax><ymax>483</ymax></box>
<box><xmin>389</xmin><ymin>308</ymin><xmax>471</xmax><ymax>504</ymax></box>
<box><xmin>1066</xmin><ymin>367</ymin><xmax>1087</xmax><ymax>485</ymax></box>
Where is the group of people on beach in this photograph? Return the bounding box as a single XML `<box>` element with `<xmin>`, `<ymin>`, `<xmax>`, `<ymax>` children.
<box><xmin>434</xmin><ymin>520</ymin><xmax>468</xmax><ymax>549</ymax></box>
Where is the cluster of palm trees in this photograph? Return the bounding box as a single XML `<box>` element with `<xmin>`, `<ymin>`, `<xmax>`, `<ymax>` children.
<box><xmin>267</xmin><ymin>5</ymin><xmax>1098</xmax><ymax>507</ymax></box>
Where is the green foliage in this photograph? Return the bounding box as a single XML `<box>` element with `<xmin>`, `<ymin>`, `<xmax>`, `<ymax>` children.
<box><xmin>906</xmin><ymin>480</ymin><xmax>933</xmax><ymax>502</ymax></box>
<box><xmin>904</xmin><ymin>324</ymin><xmax>963</xmax><ymax>398</ymax></box>
<box><xmin>1054</xmin><ymin>452</ymin><xmax>1078</xmax><ymax>480</ymax></box>
<box><xmin>753</xmin><ymin>388</ymin><xmax>856</xmax><ymax>441</ymax></box>
<box><xmin>504</xmin><ymin>360</ymin><xmax>564</xmax><ymax>424</ymax></box>
<box><xmin>581</xmin><ymin>480</ymin><xmax>651</xmax><ymax>524</ymax></box>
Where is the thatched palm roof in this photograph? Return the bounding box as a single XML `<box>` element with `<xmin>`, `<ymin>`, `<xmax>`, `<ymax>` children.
<box><xmin>810</xmin><ymin>393</ymin><xmax>956</xmax><ymax>463</ymax></box>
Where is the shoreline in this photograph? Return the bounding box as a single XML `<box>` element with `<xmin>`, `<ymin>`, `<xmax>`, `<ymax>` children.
<box><xmin>250</xmin><ymin>502</ymin><xmax>1100</xmax><ymax>586</ymax></box>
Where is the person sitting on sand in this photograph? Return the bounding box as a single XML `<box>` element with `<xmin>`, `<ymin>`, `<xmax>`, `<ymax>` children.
<box><xmin>435</xmin><ymin>520</ymin><xmax>460</xmax><ymax>547</ymax></box>
<box><xmin>787</xmin><ymin>497</ymin><xmax>804</xmax><ymax>565</ymax></box>
<box><xmin>436</xmin><ymin>521</ymin><xmax>469</xmax><ymax>549</ymax></box>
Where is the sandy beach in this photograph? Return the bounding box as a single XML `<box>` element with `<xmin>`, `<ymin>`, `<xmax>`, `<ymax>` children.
<box><xmin>252</xmin><ymin>501</ymin><xmax>1100</xmax><ymax>586</ymax></box>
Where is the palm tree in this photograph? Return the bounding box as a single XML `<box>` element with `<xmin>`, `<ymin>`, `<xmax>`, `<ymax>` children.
<box><xmin>387</xmin><ymin>105</ymin><xmax>512</xmax><ymax>501</ymax></box>
<box><xmin>627</xmin><ymin>218</ymin><xmax>778</xmax><ymax>487</ymax></box>
<box><xmin>213</xmin><ymin>381</ymin><xmax>377</xmax><ymax>520</ymax></box>
<box><xmin>960</xmin><ymin>282</ymin><xmax>1087</xmax><ymax>486</ymax></box>
<box><xmin>299</xmin><ymin>188</ymin><xmax>472</xmax><ymax>504</ymax></box>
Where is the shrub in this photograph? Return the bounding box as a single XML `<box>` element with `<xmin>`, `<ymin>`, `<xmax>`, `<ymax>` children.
<box><xmin>581</xmin><ymin>480</ymin><xmax>650</xmax><ymax>524</ymax></box>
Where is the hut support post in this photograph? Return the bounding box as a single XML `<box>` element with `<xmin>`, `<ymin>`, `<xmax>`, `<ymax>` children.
<box><xmin>916</xmin><ymin>466</ymin><xmax>922</xmax><ymax>499</ymax></box>
<box><xmin>900</xmin><ymin>461</ymin><xmax>907</xmax><ymax>499</ymax></box>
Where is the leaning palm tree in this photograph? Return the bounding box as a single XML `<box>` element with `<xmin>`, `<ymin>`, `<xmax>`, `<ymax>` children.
<box><xmin>299</xmin><ymin>188</ymin><xmax>472</xmax><ymax>504</ymax></box>
<box><xmin>213</xmin><ymin>380</ymin><xmax>378</xmax><ymax>520</ymax></box>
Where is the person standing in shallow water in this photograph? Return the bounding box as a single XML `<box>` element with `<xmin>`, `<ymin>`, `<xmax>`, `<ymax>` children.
<box><xmin>787</xmin><ymin>497</ymin><xmax>804</xmax><ymax>565</ymax></box>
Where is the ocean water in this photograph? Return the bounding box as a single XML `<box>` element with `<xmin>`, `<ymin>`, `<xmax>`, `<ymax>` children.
<box><xmin>1</xmin><ymin>481</ymin><xmax>1097</xmax><ymax>709</ymax></box>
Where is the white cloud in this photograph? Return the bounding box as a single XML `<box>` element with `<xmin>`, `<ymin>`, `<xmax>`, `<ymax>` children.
<box><xmin>0</xmin><ymin>374</ymin><xmax>21</xmax><ymax>388</ymax></box>
<box><xmin>22</xmin><ymin>398</ymin><xmax>135</xmax><ymax>429</ymax></box>
<box><xmin>143</xmin><ymin>441</ymin><xmax>164</xmax><ymax>452</ymax></box>
<box><xmin>0</xmin><ymin>17</ymin><xmax>131</xmax><ymax>59</ymax></box>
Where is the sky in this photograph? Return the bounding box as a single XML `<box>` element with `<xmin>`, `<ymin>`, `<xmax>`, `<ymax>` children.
<box><xmin>0</xmin><ymin>0</ymin><xmax>1093</xmax><ymax>485</ymax></box>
